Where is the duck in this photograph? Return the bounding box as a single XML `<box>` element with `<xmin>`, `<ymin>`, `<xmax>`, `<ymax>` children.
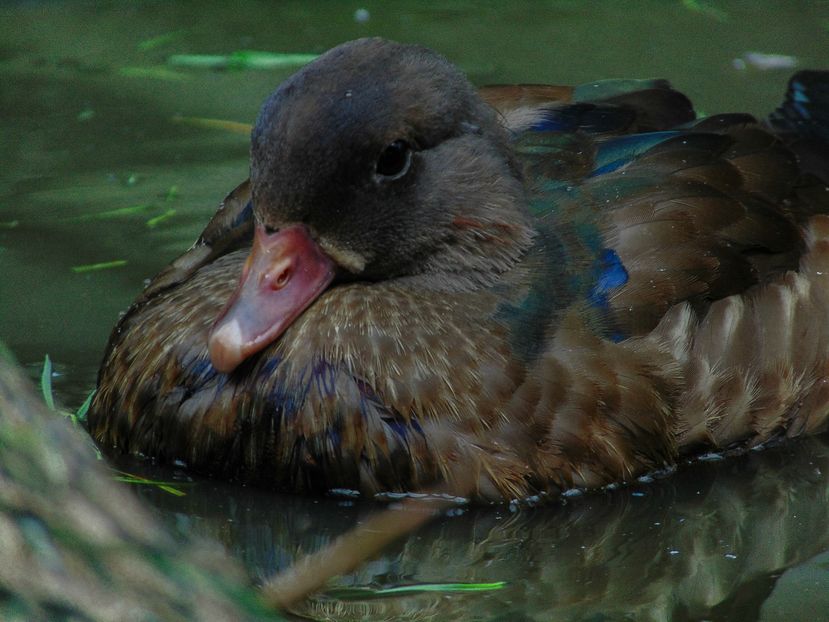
<box><xmin>88</xmin><ymin>37</ymin><xmax>829</xmax><ymax>502</ymax></box>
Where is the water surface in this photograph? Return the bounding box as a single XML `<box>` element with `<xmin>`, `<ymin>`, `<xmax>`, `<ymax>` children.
<box><xmin>2</xmin><ymin>1</ymin><xmax>829</xmax><ymax>620</ymax></box>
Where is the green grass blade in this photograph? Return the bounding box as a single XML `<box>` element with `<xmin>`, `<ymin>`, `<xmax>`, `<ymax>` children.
<box><xmin>40</xmin><ymin>355</ymin><xmax>55</xmax><ymax>410</ymax></box>
<box><xmin>228</xmin><ymin>50</ymin><xmax>317</xmax><ymax>69</ymax></box>
<box><xmin>72</xmin><ymin>203</ymin><xmax>156</xmax><ymax>221</ymax></box>
<box><xmin>325</xmin><ymin>581</ymin><xmax>507</xmax><ymax>600</ymax></box>
<box><xmin>113</xmin><ymin>471</ymin><xmax>187</xmax><ymax>496</ymax></box>
<box><xmin>138</xmin><ymin>30</ymin><xmax>184</xmax><ymax>50</ymax></box>
<box><xmin>157</xmin><ymin>485</ymin><xmax>187</xmax><ymax>497</ymax></box>
<box><xmin>167</xmin><ymin>53</ymin><xmax>227</xmax><ymax>68</ymax></box>
<box><xmin>59</xmin><ymin>408</ymin><xmax>78</xmax><ymax>425</ymax></box>
<box><xmin>171</xmin><ymin>115</ymin><xmax>252</xmax><ymax>134</ymax></box>
<box><xmin>168</xmin><ymin>50</ymin><xmax>317</xmax><ymax>70</ymax></box>
<box><xmin>71</xmin><ymin>260</ymin><xmax>128</xmax><ymax>273</ymax></box>
<box><xmin>75</xmin><ymin>390</ymin><xmax>96</xmax><ymax>423</ymax></box>
<box><xmin>680</xmin><ymin>0</ymin><xmax>729</xmax><ymax>21</ymax></box>
<box><xmin>146</xmin><ymin>209</ymin><xmax>176</xmax><ymax>228</ymax></box>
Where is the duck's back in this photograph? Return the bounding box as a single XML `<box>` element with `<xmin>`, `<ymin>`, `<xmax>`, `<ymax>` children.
<box><xmin>485</xmin><ymin>72</ymin><xmax>829</xmax><ymax>492</ymax></box>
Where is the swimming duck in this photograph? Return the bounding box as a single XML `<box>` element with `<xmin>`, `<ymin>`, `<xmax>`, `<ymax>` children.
<box><xmin>89</xmin><ymin>38</ymin><xmax>829</xmax><ymax>501</ymax></box>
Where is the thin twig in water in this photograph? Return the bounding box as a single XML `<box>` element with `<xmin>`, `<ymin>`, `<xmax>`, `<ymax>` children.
<box><xmin>261</xmin><ymin>468</ymin><xmax>475</xmax><ymax>609</ymax></box>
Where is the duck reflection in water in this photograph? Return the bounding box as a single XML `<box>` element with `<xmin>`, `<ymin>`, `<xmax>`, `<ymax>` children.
<box><xmin>130</xmin><ymin>435</ymin><xmax>829</xmax><ymax>621</ymax></box>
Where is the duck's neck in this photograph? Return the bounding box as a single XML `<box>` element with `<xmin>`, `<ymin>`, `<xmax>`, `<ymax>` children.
<box><xmin>403</xmin><ymin>184</ymin><xmax>537</xmax><ymax>293</ymax></box>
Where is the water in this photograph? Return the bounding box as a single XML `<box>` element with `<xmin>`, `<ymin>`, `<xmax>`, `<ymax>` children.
<box><xmin>123</xmin><ymin>440</ymin><xmax>829</xmax><ymax>621</ymax></box>
<box><xmin>2</xmin><ymin>1</ymin><xmax>829</xmax><ymax>619</ymax></box>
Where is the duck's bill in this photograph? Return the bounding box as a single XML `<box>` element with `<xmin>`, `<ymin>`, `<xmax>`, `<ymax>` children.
<box><xmin>208</xmin><ymin>224</ymin><xmax>334</xmax><ymax>373</ymax></box>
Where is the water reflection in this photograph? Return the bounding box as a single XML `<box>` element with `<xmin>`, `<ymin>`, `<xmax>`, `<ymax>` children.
<box><xmin>124</xmin><ymin>436</ymin><xmax>829</xmax><ymax>621</ymax></box>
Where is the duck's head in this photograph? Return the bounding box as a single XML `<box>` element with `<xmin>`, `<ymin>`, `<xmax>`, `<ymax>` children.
<box><xmin>208</xmin><ymin>38</ymin><xmax>531</xmax><ymax>373</ymax></box>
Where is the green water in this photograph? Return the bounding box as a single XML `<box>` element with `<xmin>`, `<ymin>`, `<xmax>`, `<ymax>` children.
<box><xmin>2</xmin><ymin>1</ymin><xmax>829</xmax><ymax>620</ymax></box>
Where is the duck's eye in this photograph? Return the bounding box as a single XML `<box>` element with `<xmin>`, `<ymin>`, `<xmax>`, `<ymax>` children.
<box><xmin>375</xmin><ymin>140</ymin><xmax>412</xmax><ymax>179</ymax></box>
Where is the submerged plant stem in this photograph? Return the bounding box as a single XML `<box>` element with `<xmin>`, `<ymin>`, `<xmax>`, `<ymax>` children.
<box><xmin>260</xmin><ymin>468</ymin><xmax>476</xmax><ymax>609</ymax></box>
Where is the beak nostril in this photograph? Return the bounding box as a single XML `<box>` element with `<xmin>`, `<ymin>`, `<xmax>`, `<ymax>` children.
<box><xmin>272</xmin><ymin>268</ymin><xmax>291</xmax><ymax>290</ymax></box>
<box><xmin>261</xmin><ymin>256</ymin><xmax>294</xmax><ymax>291</ymax></box>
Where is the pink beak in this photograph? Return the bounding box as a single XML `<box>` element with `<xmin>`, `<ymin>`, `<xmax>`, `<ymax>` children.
<box><xmin>208</xmin><ymin>224</ymin><xmax>335</xmax><ymax>374</ymax></box>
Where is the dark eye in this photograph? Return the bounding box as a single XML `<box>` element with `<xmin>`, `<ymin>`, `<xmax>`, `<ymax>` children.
<box><xmin>375</xmin><ymin>140</ymin><xmax>412</xmax><ymax>179</ymax></box>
